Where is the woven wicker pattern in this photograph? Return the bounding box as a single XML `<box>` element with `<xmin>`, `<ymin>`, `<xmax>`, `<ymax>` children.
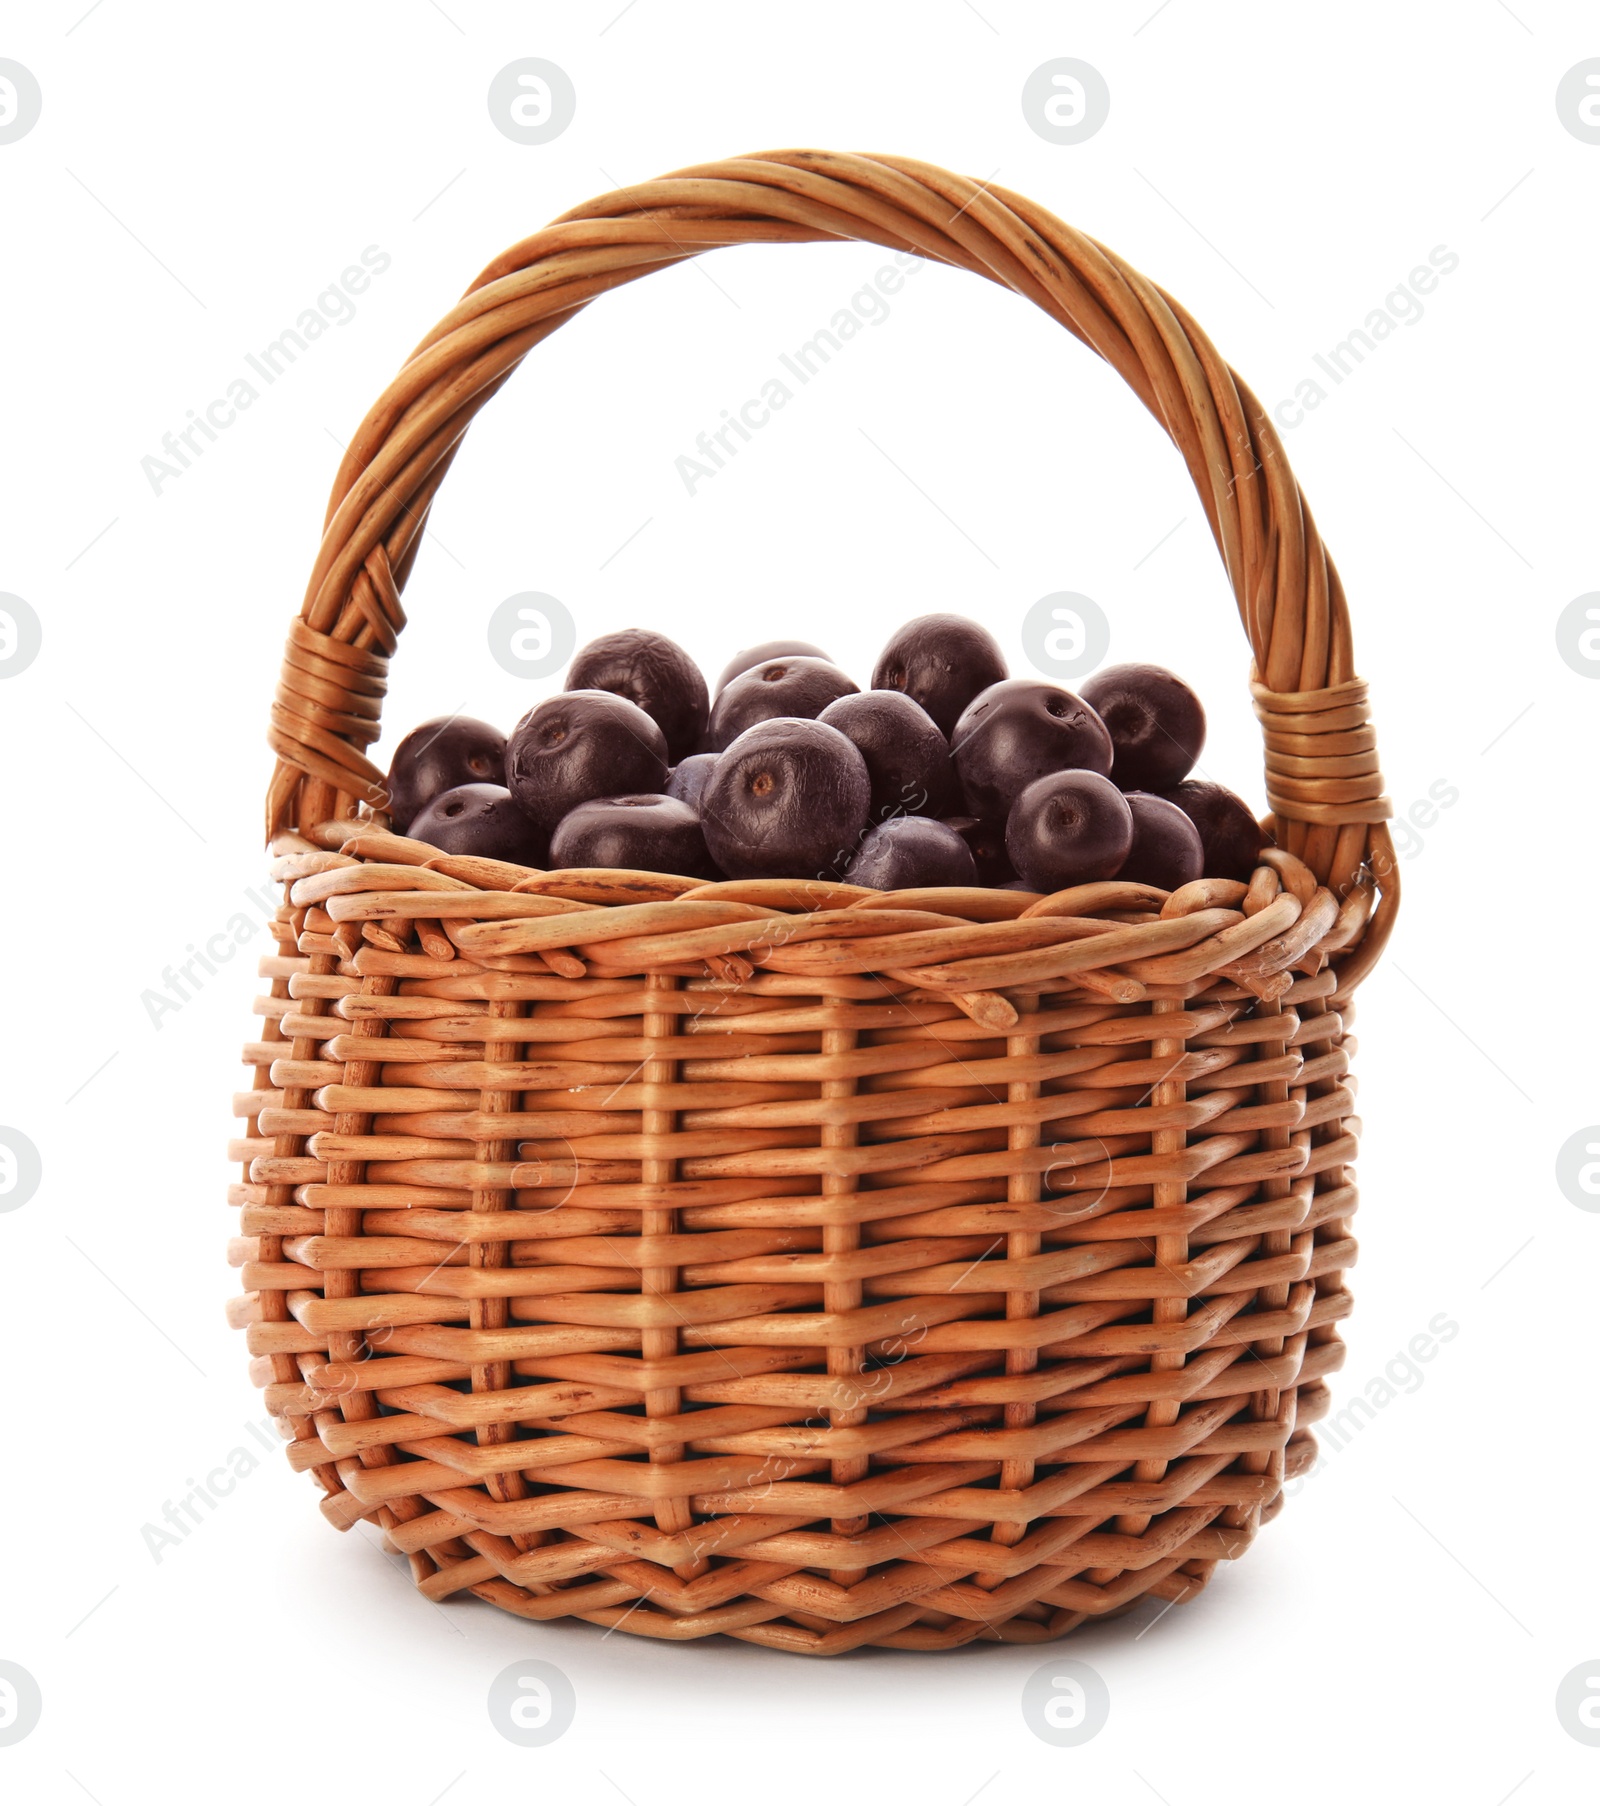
<box><xmin>231</xmin><ymin>152</ymin><xmax>1398</xmax><ymax>1652</ymax></box>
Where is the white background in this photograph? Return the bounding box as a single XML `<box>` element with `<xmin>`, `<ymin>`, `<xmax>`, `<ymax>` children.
<box><xmin>2</xmin><ymin>3</ymin><xmax>1596</xmax><ymax>1802</ymax></box>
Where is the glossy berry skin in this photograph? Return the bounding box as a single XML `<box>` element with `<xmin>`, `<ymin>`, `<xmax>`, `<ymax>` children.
<box><xmin>666</xmin><ymin>753</ymin><xmax>719</xmax><ymax>814</ymax></box>
<box><xmin>1118</xmin><ymin>792</ymin><xmax>1205</xmax><ymax>891</ymax></box>
<box><xmin>871</xmin><ymin>613</ymin><xmax>1008</xmax><ymax>736</ymax></box>
<box><xmin>951</xmin><ymin>678</ymin><xmax>1113</xmax><ymax>821</ymax></box>
<box><xmin>1079</xmin><ymin>662</ymin><xmax>1206</xmax><ymax>792</ymax></box>
<box><xmin>699</xmin><ymin>717</ymin><xmax>871</xmax><ymax>881</ymax></box>
<box><xmin>566</xmin><ymin>629</ymin><xmax>709</xmax><ymax>765</ymax></box>
<box><xmin>942</xmin><ymin>814</ymin><xmax>1017</xmax><ymax>888</ymax></box>
<box><xmin>715</xmin><ymin>639</ymin><xmax>832</xmax><ymax>695</ymax></box>
<box><xmin>385</xmin><ymin>715</ymin><xmax>506</xmax><ymax>832</ymax></box>
<box><xmin>845</xmin><ymin>817</ymin><xmax>978</xmax><ymax>890</ymax></box>
<box><xmin>818</xmin><ymin>689</ymin><xmax>957</xmax><ymax>821</ymax></box>
<box><xmin>706</xmin><ymin>656</ymin><xmax>859</xmax><ymax>753</ymax></box>
<box><xmin>407</xmin><ymin>784</ymin><xmax>548</xmax><ymax>866</ymax></box>
<box><xmin>1005</xmin><ymin>770</ymin><xmax>1134</xmax><ymax>891</ymax></box>
<box><xmin>506</xmin><ymin>690</ymin><xmax>669</xmax><ymax>833</ymax></box>
<box><xmin>549</xmin><ymin>794</ymin><xmax>715</xmax><ymax>878</ymax></box>
<box><xmin>1157</xmin><ymin>779</ymin><xmax>1264</xmax><ymax>882</ymax></box>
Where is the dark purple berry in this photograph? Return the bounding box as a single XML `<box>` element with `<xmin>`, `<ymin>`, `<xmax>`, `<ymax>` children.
<box><xmin>566</xmin><ymin>629</ymin><xmax>708</xmax><ymax>765</ymax></box>
<box><xmin>1005</xmin><ymin>771</ymin><xmax>1133</xmax><ymax>891</ymax></box>
<box><xmin>951</xmin><ymin>678</ymin><xmax>1113</xmax><ymax>820</ymax></box>
<box><xmin>506</xmin><ymin>690</ymin><xmax>668</xmax><ymax>833</ymax></box>
<box><xmin>872</xmin><ymin>613</ymin><xmax>1008</xmax><ymax>737</ymax></box>
<box><xmin>1157</xmin><ymin>779</ymin><xmax>1265</xmax><ymax>883</ymax></box>
<box><xmin>845</xmin><ymin>817</ymin><xmax>978</xmax><ymax>890</ymax></box>
<box><xmin>549</xmin><ymin>794</ymin><xmax>714</xmax><ymax>878</ymax></box>
<box><xmin>706</xmin><ymin>656</ymin><xmax>859</xmax><ymax>753</ymax></box>
<box><xmin>942</xmin><ymin>814</ymin><xmax>1017</xmax><ymax>887</ymax></box>
<box><xmin>818</xmin><ymin>689</ymin><xmax>957</xmax><ymax>821</ymax></box>
<box><xmin>699</xmin><ymin>718</ymin><xmax>871</xmax><ymax>880</ymax></box>
<box><xmin>1079</xmin><ymin>662</ymin><xmax>1206</xmax><ymax>792</ymax></box>
<box><xmin>666</xmin><ymin>752</ymin><xmax>719</xmax><ymax>813</ymax></box>
<box><xmin>407</xmin><ymin>784</ymin><xmax>548</xmax><ymax>865</ymax></box>
<box><xmin>715</xmin><ymin>640</ymin><xmax>832</xmax><ymax>695</ymax></box>
<box><xmin>1118</xmin><ymin>792</ymin><xmax>1204</xmax><ymax>891</ymax></box>
<box><xmin>385</xmin><ymin>716</ymin><xmax>505</xmax><ymax>832</ymax></box>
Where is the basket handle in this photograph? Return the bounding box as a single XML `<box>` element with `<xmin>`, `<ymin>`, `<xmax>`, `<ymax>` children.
<box><xmin>265</xmin><ymin>149</ymin><xmax>1397</xmax><ymax>978</ymax></box>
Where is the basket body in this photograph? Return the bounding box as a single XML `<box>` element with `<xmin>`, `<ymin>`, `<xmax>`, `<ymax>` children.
<box><xmin>232</xmin><ymin>151</ymin><xmax>1397</xmax><ymax>1652</ymax></box>
<box><xmin>233</xmin><ymin>841</ymin><xmax>1361</xmax><ymax>1652</ymax></box>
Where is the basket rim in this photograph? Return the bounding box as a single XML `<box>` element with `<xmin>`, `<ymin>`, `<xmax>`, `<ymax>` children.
<box><xmin>274</xmin><ymin>812</ymin><xmax>1380</xmax><ymax>1004</ymax></box>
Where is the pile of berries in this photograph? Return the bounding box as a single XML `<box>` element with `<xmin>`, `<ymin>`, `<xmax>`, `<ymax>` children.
<box><xmin>384</xmin><ymin>615</ymin><xmax>1263</xmax><ymax>892</ymax></box>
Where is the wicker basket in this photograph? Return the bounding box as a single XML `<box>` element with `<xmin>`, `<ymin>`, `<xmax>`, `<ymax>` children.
<box><xmin>230</xmin><ymin>151</ymin><xmax>1399</xmax><ymax>1655</ymax></box>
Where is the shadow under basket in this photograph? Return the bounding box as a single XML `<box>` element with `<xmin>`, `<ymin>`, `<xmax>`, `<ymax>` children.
<box><xmin>231</xmin><ymin>151</ymin><xmax>1399</xmax><ymax>1655</ymax></box>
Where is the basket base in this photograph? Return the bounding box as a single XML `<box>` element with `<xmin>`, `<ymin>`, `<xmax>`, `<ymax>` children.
<box><xmin>444</xmin><ymin>1557</ymin><xmax>1224</xmax><ymax>1653</ymax></box>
